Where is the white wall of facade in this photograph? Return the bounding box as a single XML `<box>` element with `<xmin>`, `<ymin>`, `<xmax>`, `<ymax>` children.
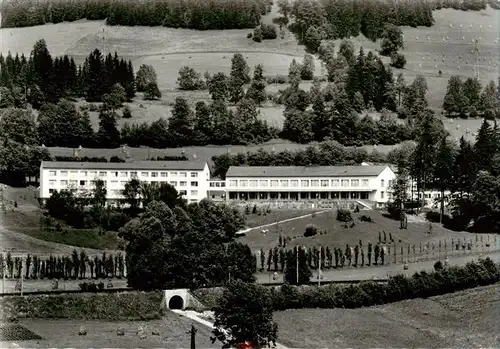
<box><xmin>224</xmin><ymin>166</ymin><xmax>397</xmax><ymax>204</ymax></box>
<box><xmin>40</xmin><ymin>163</ymin><xmax>211</xmax><ymax>203</ymax></box>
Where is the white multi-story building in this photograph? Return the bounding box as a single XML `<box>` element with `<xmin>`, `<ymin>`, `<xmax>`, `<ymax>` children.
<box><xmin>222</xmin><ymin>164</ymin><xmax>396</xmax><ymax>206</ymax></box>
<box><xmin>39</xmin><ymin>161</ymin><xmax>211</xmax><ymax>204</ymax></box>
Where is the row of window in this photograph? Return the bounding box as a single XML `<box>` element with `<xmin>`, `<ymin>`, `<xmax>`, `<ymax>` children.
<box><xmin>227</xmin><ymin>191</ymin><xmax>372</xmax><ymax>200</ymax></box>
<box><xmin>228</xmin><ymin>178</ymin><xmax>388</xmax><ymax>188</ymax></box>
<box><xmin>209</xmin><ymin>182</ymin><xmax>226</xmax><ymax>188</ymax></box>
<box><xmin>47</xmin><ymin>187</ymin><xmax>199</xmax><ymax>197</ymax></box>
<box><xmin>48</xmin><ymin>179</ymin><xmax>199</xmax><ymax>189</ymax></box>
<box><xmin>47</xmin><ymin>170</ymin><xmax>199</xmax><ymax>179</ymax></box>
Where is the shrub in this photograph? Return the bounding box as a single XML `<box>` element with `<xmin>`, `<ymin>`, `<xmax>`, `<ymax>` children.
<box><xmin>359</xmin><ymin>215</ymin><xmax>372</xmax><ymax>222</ymax></box>
<box><xmin>261</xmin><ymin>24</ymin><xmax>278</xmax><ymax>40</ymax></box>
<box><xmin>122</xmin><ymin>106</ymin><xmax>132</xmax><ymax>118</ymax></box>
<box><xmin>266</xmin><ymin>75</ymin><xmax>288</xmax><ymax>84</ymax></box>
<box><xmin>0</xmin><ymin>292</ymin><xmax>165</xmax><ymax>320</ymax></box>
<box><xmin>177</xmin><ymin>67</ymin><xmax>205</xmax><ymax>91</ymax></box>
<box><xmin>390</xmin><ymin>52</ymin><xmax>407</xmax><ymax>69</ymax></box>
<box><xmin>253</xmin><ymin>27</ymin><xmax>263</xmax><ymax>42</ymax></box>
<box><xmin>247</xmin><ymin>32</ymin><xmax>253</xmax><ymax>38</ymax></box>
<box><xmin>434</xmin><ymin>260</ymin><xmax>444</xmax><ymax>271</ymax></box>
<box><xmin>337</xmin><ymin>209</ymin><xmax>352</xmax><ymax>222</ymax></box>
<box><xmin>303</xmin><ymin>224</ymin><xmax>318</xmax><ymax>237</ymax></box>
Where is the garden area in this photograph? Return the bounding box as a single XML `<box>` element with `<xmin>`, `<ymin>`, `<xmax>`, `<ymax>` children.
<box><xmin>239</xmin><ymin>209</ymin><xmax>499</xmax><ymax>265</ymax></box>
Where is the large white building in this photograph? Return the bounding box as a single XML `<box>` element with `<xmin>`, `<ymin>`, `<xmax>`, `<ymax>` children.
<box><xmin>39</xmin><ymin>160</ymin><xmax>211</xmax><ymax>204</ymax></box>
<box><xmin>39</xmin><ymin>161</ymin><xmax>401</xmax><ymax>207</ymax></box>
<box><xmin>223</xmin><ymin>164</ymin><xmax>396</xmax><ymax>206</ymax></box>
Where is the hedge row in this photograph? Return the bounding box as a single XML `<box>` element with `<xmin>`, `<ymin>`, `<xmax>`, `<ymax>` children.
<box><xmin>0</xmin><ymin>291</ymin><xmax>164</xmax><ymax>321</ymax></box>
<box><xmin>0</xmin><ymin>0</ymin><xmax>270</xmax><ymax>29</ymax></box>
<box><xmin>270</xmin><ymin>258</ymin><xmax>500</xmax><ymax>310</ymax></box>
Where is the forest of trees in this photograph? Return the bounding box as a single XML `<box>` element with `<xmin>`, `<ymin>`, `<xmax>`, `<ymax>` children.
<box><xmin>0</xmin><ymin>0</ymin><xmax>270</xmax><ymax>29</ymax></box>
<box><xmin>0</xmin><ymin>41</ymin><xmax>135</xmax><ymax>107</ymax></box>
<box><xmin>278</xmin><ymin>0</ymin><xmax>488</xmax><ymax>52</ymax></box>
<box><xmin>389</xmin><ymin>116</ymin><xmax>500</xmax><ymax>232</ymax></box>
<box><xmin>442</xmin><ymin>75</ymin><xmax>499</xmax><ymax>119</ymax></box>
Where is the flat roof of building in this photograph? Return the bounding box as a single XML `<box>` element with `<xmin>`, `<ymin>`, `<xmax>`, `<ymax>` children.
<box><xmin>226</xmin><ymin>165</ymin><xmax>390</xmax><ymax>178</ymax></box>
<box><xmin>41</xmin><ymin>161</ymin><xmax>207</xmax><ymax>171</ymax></box>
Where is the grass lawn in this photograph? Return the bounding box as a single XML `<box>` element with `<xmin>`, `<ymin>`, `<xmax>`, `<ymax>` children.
<box><xmin>9</xmin><ymin>315</ymin><xmax>215</xmax><ymax>348</ymax></box>
<box><xmin>7</xmin><ymin>316</ymin><xmax>214</xmax><ymax>348</ymax></box>
<box><xmin>239</xmin><ymin>209</ymin><xmax>488</xmax><ymax>253</ymax></box>
<box><xmin>274</xmin><ymin>283</ymin><xmax>500</xmax><ymax>348</ymax></box>
<box><xmin>243</xmin><ymin>209</ymin><xmax>322</xmax><ymax>229</ymax></box>
<box><xmin>12</xmin><ymin>226</ymin><xmax>123</xmax><ymax>250</ymax></box>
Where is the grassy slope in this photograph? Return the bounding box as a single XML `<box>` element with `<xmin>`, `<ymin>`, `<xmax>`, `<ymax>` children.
<box><xmin>274</xmin><ymin>283</ymin><xmax>500</xmax><ymax>348</ymax></box>
<box><xmin>238</xmin><ymin>210</ymin><xmax>488</xmax><ymax>252</ymax></box>
<box><xmin>1</xmin><ymin>186</ymin><xmax>122</xmax><ymax>253</ymax></box>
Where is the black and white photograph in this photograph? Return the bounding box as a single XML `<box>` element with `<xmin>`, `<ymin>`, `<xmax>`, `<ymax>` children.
<box><xmin>0</xmin><ymin>0</ymin><xmax>499</xmax><ymax>347</ymax></box>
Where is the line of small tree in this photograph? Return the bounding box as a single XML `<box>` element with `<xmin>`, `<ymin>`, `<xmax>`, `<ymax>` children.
<box><xmin>0</xmin><ymin>0</ymin><xmax>271</xmax><ymax>29</ymax></box>
<box><xmin>279</xmin><ymin>0</ymin><xmax>486</xmax><ymax>52</ymax></box>
<box><xmin>0</xmin><ymin>42</ymin><xmax>135</xmax><ymax>109</ymax></box>
<box><xmin>271</xmin><ymin>257</ymin><xmax>499</xmax><ymax>310</ymax></box>
<box><xmin>0</xmin><ymin>251</ymin><xmax>125</xmax><ymax>280</ymax></box>
<box><xmin>211</xmin><ymin>139</ymin><xmax>391</xmax><ymax>179</ymax></box>
<box><xmin>257</xmin><ymin>241</ymin><xmax>389</xmax><ymax>275</ymax></box>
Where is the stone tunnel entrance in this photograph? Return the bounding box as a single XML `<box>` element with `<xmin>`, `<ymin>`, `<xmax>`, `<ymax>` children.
<box><xmin>168</xmin><ymin>295</ymin><xmax>184</xmax><ymax>310</ymax></box>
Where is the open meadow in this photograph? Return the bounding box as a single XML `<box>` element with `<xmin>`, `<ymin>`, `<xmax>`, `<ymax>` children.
<box><xmin>274</xmin><ymin>283</ymin><xmax>500</xmax><ymax>348</ymax></box>
<box><xmin>0</xmin><ymin>5</ymin><xmax>497</xmax><ymax>144</ymax></box>
<box><xmin>1</xmin><ymin>316</ymin><xmax>215</xmax><ymax>348</ymax></box>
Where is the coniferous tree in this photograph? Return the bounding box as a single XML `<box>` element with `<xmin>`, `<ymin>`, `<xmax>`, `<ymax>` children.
<box><xmin>168</xmin><ymin>97</ymin><xmax>194</xmax><ymax>146</ymax></box>
<box><xmin>84</xmin><ymin>49</ymin><xmax>106</xmax><ymax>102</ymax></box>
<box><xmin>433</xmin><ymin>136</ymin><xmax>455</xmax><ymax>222</ymax></box>
<box><xmin>96</xmin><ymin>109</ymin><xmax>121</xmax><ymax>148</ymax></box>
<box><xmin>474</xmin><ymin>119</ymin><xmax>496</xmax><ymax>173</ymax></box>
<box><xmin>246</xmin><ymin>64</ymin><xmax>267</xmax><ymax>106</ymax></box>
<box><xmin>284</xmin><ymin>248</ymin><xmax>311</xmax><ymax>285</ymax></box>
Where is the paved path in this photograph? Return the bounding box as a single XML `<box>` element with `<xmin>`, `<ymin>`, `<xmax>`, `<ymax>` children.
<box><xmin>171</xmin><ymin>309</ymin><xmax>290</xmax><ymax>349</ymax></box>
<box><xmin>255</xmin><ymin>250</ymin><xmax>500</xmax><ymax>284</ymax></box>
<box><xmin>238</xmin><ymin>210</ymin><xmax>330</xmax><ymax>235</ymax></box>
<box><xmin>2</xmin><ymin>250</ymin><xmax>499</xmax><ymax>294</ymax></box>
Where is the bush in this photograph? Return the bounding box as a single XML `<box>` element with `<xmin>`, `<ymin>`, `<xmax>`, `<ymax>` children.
<box><xmin>261</xmin><ymin>24</ymin><xmax>278</xmax><ymax>40</ymax></box>
<box><xmin>337</xmin><ymin>209</ymin><xmax>353</xmax><ymax>222</ymax></box>
<box><xmin>253</xmin><ymin>27</ymin><xmax>263</xmax><ymax>42</ymax></box>
<box><xmin>434</xmin><ymin>261</ymin><xmax>444</xmax><ymax>271</ymax></box>
<box><xmin>0</xmin><ymin>292</ymin><xmax>165</xmax><ymax>320</ymax></box>
<box><xmin>390</xmin><ymin>52</ymin><xmax>407</xmax><ymax>69</ymax></box>
<box><xmin>268</xmin><ymin>258</ymin><xmax>500</xmax><ymax>311</ymax></box>
<box><xmin>247</xmin><ymin>32</ymin><xmax>253</xmax><ymax>38</ymax></box>
<box><xmin>122</xmin><ymin>106</ymin><xmax>132</xmax><ymax>118</ymax></box>
<box><xmin>359</xmin><ymin>215</ymin><xmax>372</xmax><ymax>222</ymax></box>
<box><xmin>266</xmin><ymin>75</ymin><xmax>288</xmax><ymax>84</ymax></box>
<box><xmin>303</xmin><ymin>224</ymin><xmax>318</xmax><ymax>237</ymax></box>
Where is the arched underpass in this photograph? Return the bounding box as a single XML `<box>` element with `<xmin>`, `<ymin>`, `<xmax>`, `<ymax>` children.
<box><xmin>168</xmin><ymin>295</ymin><xmax>184</xmax><ymax>309</ymax></box>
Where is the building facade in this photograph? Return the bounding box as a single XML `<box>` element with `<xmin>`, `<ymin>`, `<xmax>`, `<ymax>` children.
<box><xmin>39</xmin><ymin>161</ymin><xmax>211</xmax><ymax>204</ymax></box>
<box><xmin>223</xmin><ymin>165</ymin><xmax>397</xmax><ymax>206</ymax></box>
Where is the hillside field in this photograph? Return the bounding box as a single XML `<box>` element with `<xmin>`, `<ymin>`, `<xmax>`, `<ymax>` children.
<box><xmin>274</xmin><ymin>283</ymin><xmax>500</xmax><ymax>348</ymax></box>
<box><xmin>0</xmin><ymin>5</ymin><xmax>497</xmax><ymax>143</ymax></box>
